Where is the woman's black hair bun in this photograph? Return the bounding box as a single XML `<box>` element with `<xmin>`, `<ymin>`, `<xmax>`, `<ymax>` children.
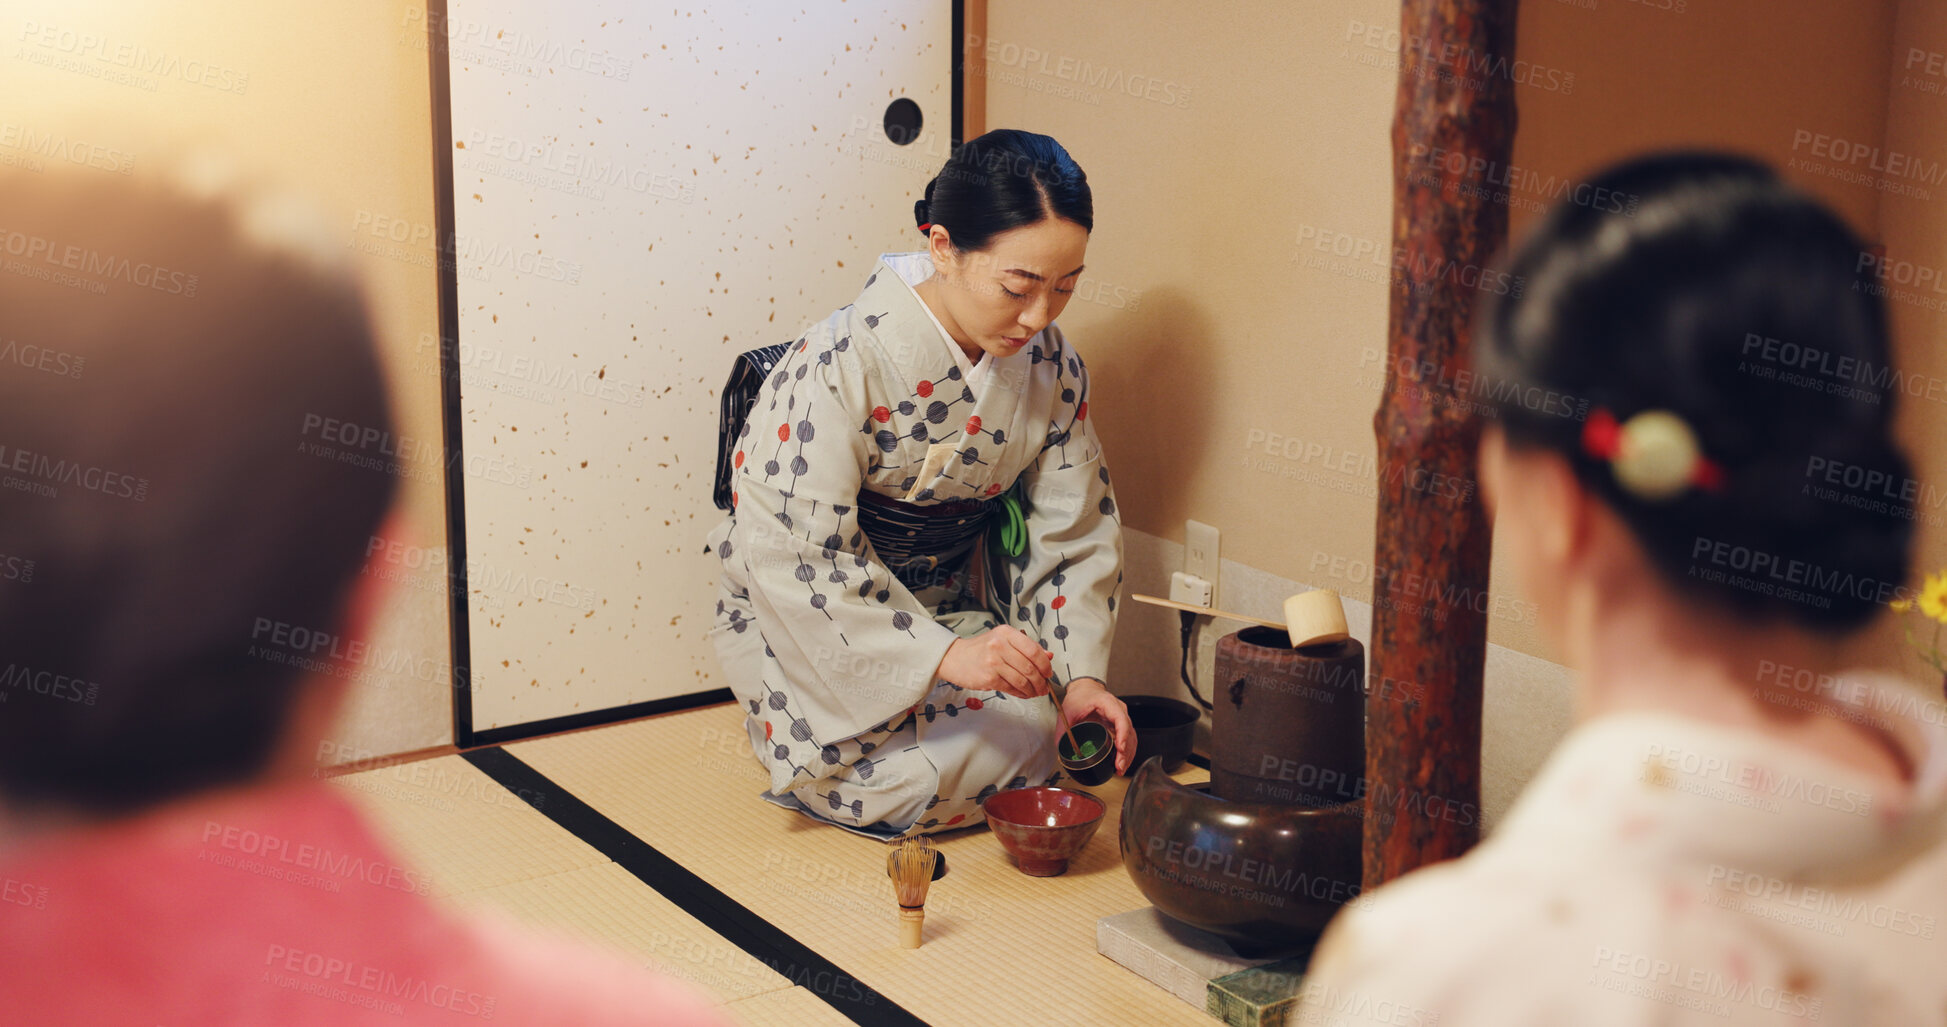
<box><xmin>915</xmin><ymin>129</ymin><xmax>1090</xmax><ymax>251</ymax></box>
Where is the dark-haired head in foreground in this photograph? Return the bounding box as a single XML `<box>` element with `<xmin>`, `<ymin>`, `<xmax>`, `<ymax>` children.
<box><xmin>0</xmin><ymin>169</ymin><xmax>397</xmax><ymax>818</ymax></box>
<box><xmin>1476</xmin><ymin>150</ymin><xmax>1912</xmax><ymax>642</ymax></box>
<box><xmin>1296</xmin><ymin>151</ymin><xmax>1940</xmax><ymax>1027</ymax></box>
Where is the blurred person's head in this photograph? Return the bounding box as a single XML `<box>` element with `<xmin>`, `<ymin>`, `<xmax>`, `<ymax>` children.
<box><xmin>0</xmin><ymin>167</ymin><xmax>397</xmax><ymax>821</ymax></box>
<box><xmin>1474</xmin><ymin>152</ymin><xmax>1912</xmax><ymax>669</ymax></box>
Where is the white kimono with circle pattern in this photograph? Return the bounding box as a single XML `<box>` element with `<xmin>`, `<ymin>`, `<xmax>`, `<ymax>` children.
<box><xmin>703</xmin><ymin>252</ymin><xmax>1125</xmax><ymax>837</ymax></box>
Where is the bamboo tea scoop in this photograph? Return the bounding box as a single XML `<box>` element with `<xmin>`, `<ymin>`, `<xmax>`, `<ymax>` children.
<box><xmin>1044</xmin><ymin>676</ymin><xmax>1089</xmax><ymax>757</ymax></box>
<box><xmin>1131</xmin><ymin>589</ymin><xmax>1351</xmax><ymax>649</ymax></box>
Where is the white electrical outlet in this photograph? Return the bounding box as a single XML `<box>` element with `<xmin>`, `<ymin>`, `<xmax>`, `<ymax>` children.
<box><xmin>1170</xmin><ymin>571</ymin><xmax>1213</xmax><ymax>609</ymax></box>
<box><xmin>1184</xmin><ymin>519</ymin><xmax>1219</xmax><ymax>603</ymax></box>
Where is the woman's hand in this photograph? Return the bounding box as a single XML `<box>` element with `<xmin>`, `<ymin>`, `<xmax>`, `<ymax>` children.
<box><xmin>1061</xmin><ymin>677</ymin><xmax>1136</xmax><ymax>775</ymax></box>
<box><xmin>936</xmin><ymin>626</ymin><xmax>1053</xmax><ymax>699</ymax></box>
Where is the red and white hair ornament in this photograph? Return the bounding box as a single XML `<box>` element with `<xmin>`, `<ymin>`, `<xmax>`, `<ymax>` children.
<box><xmin>1581</xmin><ymin>407</ymin><xmax>1724</xmax><ymax>501</ymax></box>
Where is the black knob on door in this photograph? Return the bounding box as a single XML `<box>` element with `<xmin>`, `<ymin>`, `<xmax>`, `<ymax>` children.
<box><xmin>883</xmin><ymin>98</ymin><xmax>923</xmax><ymax>146</ymax></box>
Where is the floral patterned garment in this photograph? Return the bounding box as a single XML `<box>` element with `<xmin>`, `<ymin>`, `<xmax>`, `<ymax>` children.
<box><xmin>1298</xmin><ymin>670</ymin><xmax>1947</xmax><ymax>1025</ymax></box>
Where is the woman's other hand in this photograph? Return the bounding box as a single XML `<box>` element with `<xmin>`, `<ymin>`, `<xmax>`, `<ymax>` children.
<box><xmin>1062</xmin><ymin>677</ymin><xmax>1135</xmax><ymax>775</ymax></box>
<box><xmin>936</xmin><ymin>626</ymin><xmax>1054</xmax><ymax>699</ymax></box>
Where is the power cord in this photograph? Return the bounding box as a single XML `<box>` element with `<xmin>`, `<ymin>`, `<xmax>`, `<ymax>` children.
<box><xmin>1178</xmin><ymin>609</ymin><xmax>1213</xmax><ymax>711</ymax></box>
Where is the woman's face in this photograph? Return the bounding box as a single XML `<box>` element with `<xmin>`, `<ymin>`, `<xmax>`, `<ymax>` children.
<box><xmin>923</xmin><ymin>217</ymin><xmax>1090</xmax><ymax>360</ymax></box>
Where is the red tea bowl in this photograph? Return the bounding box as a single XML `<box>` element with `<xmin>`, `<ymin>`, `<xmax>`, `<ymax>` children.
<box><xmin>982</xmin><ymin>786</ymin><xmax>1106</xmax><ymax>877</ymax></box>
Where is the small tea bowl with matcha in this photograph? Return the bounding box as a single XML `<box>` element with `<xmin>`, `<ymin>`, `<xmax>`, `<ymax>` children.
<box><xmin>1057</xmin><ymin>721</ymin><xmax>1115</xmax><ymax>786</ymax></box>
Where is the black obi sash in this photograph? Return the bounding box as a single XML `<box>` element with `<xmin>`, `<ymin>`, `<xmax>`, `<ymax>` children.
<box><xmin>855</xmin><ymin>488</ymin><xmax>995</xmax><ymax>593</ymax></box>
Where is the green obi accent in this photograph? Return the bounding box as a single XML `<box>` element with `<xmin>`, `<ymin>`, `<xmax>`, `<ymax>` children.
<box><xmin>994</xmin><ymin>482</ymin><xmax>1027</xmax><ymax>558</ymax></box>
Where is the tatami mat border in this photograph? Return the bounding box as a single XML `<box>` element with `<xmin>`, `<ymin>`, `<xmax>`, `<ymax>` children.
<box><xmin>461</xmin><ymin>746</ymin><xmax>929</xmax><ymax>1027</ymax></box>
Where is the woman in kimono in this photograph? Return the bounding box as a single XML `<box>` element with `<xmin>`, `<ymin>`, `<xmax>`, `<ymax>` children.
<box><xmin>1298</xmin><ymin>153</ymin><xmax>1947</xmax><ymax>1023</ymax></box>
<box><xmin>704</xmin><ymin>130</ymin><xmax>1135</xmax><ymax>837</ymax></box>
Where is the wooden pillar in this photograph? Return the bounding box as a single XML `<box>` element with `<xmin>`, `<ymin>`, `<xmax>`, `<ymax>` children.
<box><xmin>959</xmin><ymin>0</ymin><xmax>987</xmax><ymax>141</ymax></box>
<box><xmin>1364</xmin><ymin>0</ymin><xmax>1518</xmax><ymax>888</ymax></box>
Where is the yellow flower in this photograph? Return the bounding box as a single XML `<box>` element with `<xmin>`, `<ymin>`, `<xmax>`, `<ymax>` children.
<box><xmin>1892</xmin><ymin>599</ymin><xmax>1912</xmax><ymax>613</ymax></box>
<box><xmin>1920</xmin><ymin>572</ymin><xmax>1947</xmax><ymax>625</ymax></box>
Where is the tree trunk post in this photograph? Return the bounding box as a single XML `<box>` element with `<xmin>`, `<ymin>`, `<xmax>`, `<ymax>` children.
<box><xmin>1364</xmin><ymin>0</ymin><xmax>1519</xmax><ymax>889</ymax></box>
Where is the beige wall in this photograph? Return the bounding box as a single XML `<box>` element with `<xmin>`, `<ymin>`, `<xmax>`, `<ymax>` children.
<box><xmin>1873</xmin><ymin>0</ymin><xmax>1947</xmax><ymax>683</ymax></box>
<box><xmin>0</xmin><ymin>1</ymin><xmax>453</xmax><ymax>759</ymax></box>
<box><xmin>1510</xmin><ymin>0</ymin><xmax>1893</xmax><ymax>241</ymax></box>
<box><xmin>984</xmin><ymin>0</ymin><xmax>1928</xmax><ymax>673</ymax></box>
<box><xmin>982</xmin><ymin>0</ymin><xmax>1398</xmax><ymax>639</ymax></box>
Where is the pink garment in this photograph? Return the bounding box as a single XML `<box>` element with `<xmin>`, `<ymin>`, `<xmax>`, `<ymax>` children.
<box><xmin>0</xmin><ymin>779</ymin><xmax>730</xmax><ymax>1026</ymax></box>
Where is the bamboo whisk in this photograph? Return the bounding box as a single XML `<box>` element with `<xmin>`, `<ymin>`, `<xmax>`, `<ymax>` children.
<box><xmin>887</xmin><ymin>837</ymin><xmax>939</xmax><ymax>949</ymax></box>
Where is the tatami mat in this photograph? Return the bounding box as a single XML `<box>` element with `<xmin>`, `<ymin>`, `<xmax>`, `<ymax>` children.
<box><xmin>723</xmin><ymin>985</ymin><xmax>864</xmax><ymax>1027</ymax></box>
<box><xmin>508</xmin><ymin>703</ymin><xmax>1219</xmax><ymax>1027</ymax></box>
<box><xmin>331</xmin><ymin>755</ymin><xmax>797</xmax><ymax>1007</ymax></box>
<box><xmin>448</xmin><ymin>863</ymin><xmax>795</xmax><ymax>1003</ymax></box>
<box><xmin>329</xmin><ymin>755</ymin><xmax>608</xmax><ymax>898</ymax></box>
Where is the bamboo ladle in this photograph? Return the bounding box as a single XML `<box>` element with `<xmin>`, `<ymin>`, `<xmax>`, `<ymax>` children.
<box><xmin>1130</xmin><ymin>589</ymin><xmax>1350</xmax><ymax>649</ymax></box>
